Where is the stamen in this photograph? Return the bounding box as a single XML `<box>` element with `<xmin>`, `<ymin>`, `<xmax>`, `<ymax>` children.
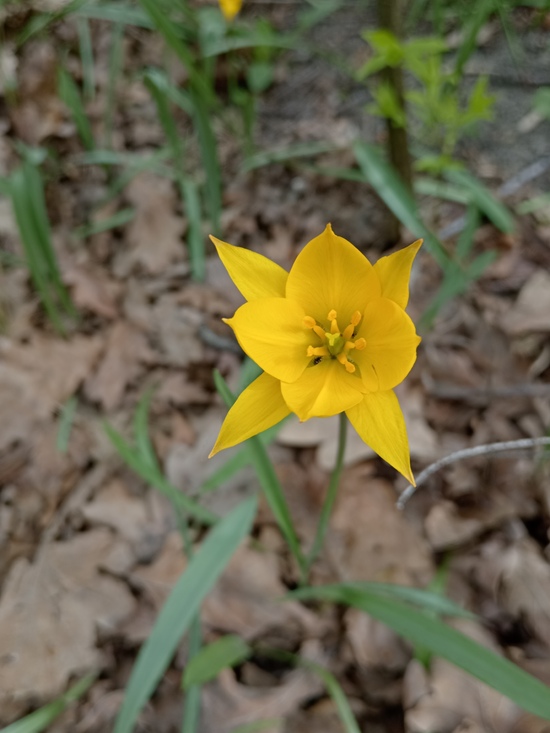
<box><xmin>303</xmin><ymin>316</ymin><xmax>316</xmax><ymax>328</ymax></box>
<box><xmin>313</xmin><ymin>325</ymin><xmax>326</xmax><ymax>341</ymax></box>
<box><xmin>307</xmin><ymin>346</ymin><xmax>329</xmax><ymax>357</ymax></box>
<box><xmin>351</xmin><ymin>311</ymin><xmax>362</xmax><ymax>326</ymax></box>
<box><xmin>327</xmin><ymin>310</ymin><xmax>339</xmax><ymax>334</ymax></box>
<box><xmin>344</xmin><ymin>341</ymin><xmax>356</xmax><ymax>351</ymax></box>
<box><xmin>354</xmin><ymin>338</ymin><xmax>366</xmax><ymax>351</ymax></box>
<box><xmin>327</xmin><ymin>309</ymin><xmax>337</xmax><ymax>320</ymax></box>
<box><xmin>343</xmin><ymin>324</ymin><xmax>354</xmax><ymax>340</ymax></box>
<box><xmin>337</xmin><ymin>353</ymin><xmax>356</xmax><ymax>373</ymax></box>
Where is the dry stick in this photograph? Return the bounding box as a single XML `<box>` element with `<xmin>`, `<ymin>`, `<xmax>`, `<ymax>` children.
<box><xmin>397</xmin><ymin>436</ymin><xmax>550</xmax><ymax>510</ymax></box>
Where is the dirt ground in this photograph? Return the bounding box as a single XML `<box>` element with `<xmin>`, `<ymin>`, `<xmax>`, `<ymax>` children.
<box><xmin>1</xmin><ymin>2</ymin><xmax>550</xmax><ymax>732</ymax></box>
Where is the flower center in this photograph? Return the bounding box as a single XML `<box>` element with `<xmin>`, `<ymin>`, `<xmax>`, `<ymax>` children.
<box><xmin>303</xmin><ymin>309</ymin><xmax>366</xmax><ymax>373</ymax></box>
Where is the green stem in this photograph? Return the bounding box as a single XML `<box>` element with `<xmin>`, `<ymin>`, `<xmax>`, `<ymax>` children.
<box><xmin>306</xmin><ymin>413</ymin><xmax>348</xmax><ymax>576</ymax></box>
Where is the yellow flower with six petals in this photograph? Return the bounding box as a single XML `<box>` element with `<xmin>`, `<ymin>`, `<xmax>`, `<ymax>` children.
<box><xmin>210</xmin><ymin>224</ymin><xmax>422</xmax><ymax>484</ymax></box>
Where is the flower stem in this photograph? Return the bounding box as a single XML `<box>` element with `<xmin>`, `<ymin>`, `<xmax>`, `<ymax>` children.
<box><xmin>306</xmin><ymin>412</ymin><xmax>348</xmax><ymax>578</ymax></box>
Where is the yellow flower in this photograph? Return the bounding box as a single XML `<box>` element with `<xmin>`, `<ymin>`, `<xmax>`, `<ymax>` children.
<box><xmin>218</xmin><ymin>0</ymin><xmax>242</xmax><ymax>21</ymax></box>
<box><xmin>209</xmin><ymin>224</ymin><xmax>422</xmax><ymax>484</ymax></box>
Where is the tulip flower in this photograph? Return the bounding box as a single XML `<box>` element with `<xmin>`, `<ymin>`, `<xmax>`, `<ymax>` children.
<box><xmin>210</xmin><ymin>224</ymin><xmax>421</xmax><ymax>484</ymax></box>
<box><xmin>218</xmin><ymin>0</ymin><xmax>242</xmax><ymax>21</ymax></box>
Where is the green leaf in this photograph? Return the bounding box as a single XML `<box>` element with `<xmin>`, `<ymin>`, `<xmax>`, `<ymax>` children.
<box><xmin>445</xmin><ymin>168</ymin><xmax>514</xmax><ymax>233</ymax></box>
<box><xmin>113</xmin><ymin>496</ymin><xmax>258</xmax><ymax>733</ymax></box>
<box><xmin>183</xmin><ymin>635</ymin><xmax>252</xmax><ymax>688</ymax></box>
<box><xmin>104</xmin><ymin>423</ymin><xmax>217</xmax><ymax>525</ymax></box>
<box><xmin>58</xmin><ymin>65</ymin><xmax>95</xmax><ymax>150</ymax></box>
<box><xmin>291</xmin><ymin>584</ymin><xmax>550</xmax><ymax>720</ymax></box>
<box><xmin>0</xmin><ymin>672</ymin><xmax>97</xmax><ymax>733</ymax></box>
<box><xmin>353</xmin><ymin>141</ymin><xmax>449</xmax><ymax>268</ymax></box>
<box><xmin>213</xmin><ymin>371</ymin><xmax>307</xmax><ymax>580</ymax></box>
<box><xmin>301</xmin><ymin>662</ymin><xmax>361</xmax><ymax>733</ymax></box>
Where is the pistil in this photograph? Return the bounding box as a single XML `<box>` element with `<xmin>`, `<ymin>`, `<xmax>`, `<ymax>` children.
<box><xmin>304</xmin><ymin>309</ymin><xmax>365</xmax><ymax>373</ymax></box>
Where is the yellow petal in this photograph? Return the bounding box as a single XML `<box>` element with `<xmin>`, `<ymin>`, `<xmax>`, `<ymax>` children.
<box><xmin>281</xmin><ymin>359</ymin><xmax>364</xmax><ymax>420</ymax></box>
<box><xmin>355</xmin><ymin>297</ymin><xmax>421</xmax><ymax>392</ymax></box>
<box><xmin>346</xmin><ymin>390</ymin><xmax>415</xmax><ymax>484</ymax></box>
<box><xmin>226</xmin><ymin>297</ymin><xmax>310</xmax><ymax>383</ymax></box>
<box><xmin>373</xmin><ymin>239</ymin><xmax>422</xmax><ymax>309</ymax></box>
<box><xmin>209</xmin><ymin>372</ymin><xmax>290</xmax><ymax>457</ymax></box>
<box><xmin>211</xmin><ymin>236</ymin><xmax>288</xmax><ymax>301</ymax></box>
<box><xmin>285</xmin><ymin>224</ymin><xmax>381</xmax><ymax>325</ymax></box>
<box><xmin>218</xmin><ymin>0</ymin><xmax>242</xmax><ymax>21</ymax></box>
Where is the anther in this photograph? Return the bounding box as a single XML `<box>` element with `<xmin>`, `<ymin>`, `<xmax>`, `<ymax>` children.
<box><xmin>337</xmin><ymin>353</ymin><xmax>356</xmax><ymax>373</ymax></box>
<box><xmin>354</xmin><ymin>338</ymin><xmax>366</xmax><ymax>351</ymax></box>
<box><xmin>307</xmin><ymin>346</ymin><xmax>329</xmax><ymax>357</ymax></box>
<box><xmin>351</xmin><ymin>311</ymin><xmax>362</xmax><ymax>326</ymax></box>
<box><xmin>303</xmin><ymin>316</ymin><xmax>316</xmax><ymax>328</ymax></box>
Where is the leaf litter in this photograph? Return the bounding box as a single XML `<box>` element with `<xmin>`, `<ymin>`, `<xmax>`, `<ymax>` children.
<box><xmin>1</xmin><ymin>5</ymin><xmax>550</xmax><ymax>733</ymax></box>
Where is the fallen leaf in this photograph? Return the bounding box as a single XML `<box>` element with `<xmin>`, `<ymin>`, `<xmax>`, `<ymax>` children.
<box><xmin>0</xmin><ymin>529</ymin><xmax>135</xmax><ymax>719</ymax></box>
<box><xmin>329</xmin><ymin>473</ymin><xmax>433</xmax><ymax>585</ymax></box>
<box><xmin>403</xmin><ymin>621</ymin><xmax>519</xmax><ymax>733</ymax></box>
<box><xmin>84</xmin><ymin>321</ymin><xmax>153</xmax><ymax>410</ymax></box>
<box><xmin>503</xmin><ymin>270</ymin><xmax>550</xmax><ymax>335</ymax></box>
<box><xmin>114</xmin><ymin>173</ymin><xmax>184</xmax><ymax>276</ymax></box>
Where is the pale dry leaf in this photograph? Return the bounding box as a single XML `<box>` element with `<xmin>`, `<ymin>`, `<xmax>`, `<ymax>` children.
<box><xmin>497</xmin><ymin>538</ymin><xmax>550</xmax><ymax>648</ymax></box>
<box><xmin>81</xmin><ymin>478</ymin><xmax>169</xmax><ymax>558</ymax></box>
<box><xmin>0</xmin><ymin>529</ymin><xmax>135</xmax><ymax>713</ymax></box>
<box><xmin>116</xmin><ymin>173</ymin><xmax>184</xmax><ymax>276</ymax></box>
<box><xmin>203</xmin><ymin>543</ymin><xmax>324</xmax><ymax>640</ymax></box>
<box><xmin>62</xmin><ymin>258</ymin><xmax>121</xmax><ymax>319</ymax></box>
<box><xmin>84</xmin><ymin>320</ymin><xmax>153</xmax><ymax>410</ymax></box>
<box><xmin>403</xmin><ymin>621</ymin><xmax>519</xmax><ymax>733</ymax></box>
<box><xmin>503</xmin><ymin>270</ymin><xmax>550</xmax><ymax>335</ymax></box>
<box><xmin>329</xmin><ymin>473</ymin><xmax>433</xmax><ymax>585</ymax></box>
<box><xmin>150</xmin><ymin>295</ymin><xmax>204</xmax><ymax>367</ymax></box>
<box><xmin>201</xmin><ymin>666</ymin><xmax>323</xmax><ymax>733</ymax></box>
<box><xmin>0</xmin><ymin>334</ymin><xmax>103</xmax><ymax>450</ymax></box>
<box><xmin>131</xmin><ymin>531</ymin><xmax>187</xmax><ymax>611</ymax></box>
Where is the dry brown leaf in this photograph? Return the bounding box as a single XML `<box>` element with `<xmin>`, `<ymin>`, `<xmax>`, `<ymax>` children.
<box><xmin>0</xmin><ymin>529</ymin><xmax>134</xmax><ymax>719</ymax></box>
<box><xmin>62</xmin><ymin>257</ymin><xmax>121</xmax><ymax>319</ymax></box>
<box><xmin>81</xmin><ymin>478</ymin><xmax>169</xmax><ymax>560</ymax></box>
<box><xmin>131</xmin><ymin>531</ymin><xmax>187</xmax><ymax>611</ymax></box>
<box><xmin>496</xmin><ymin>538</ymin><xmax>550</xmax><ymax>649</ymax></box>
<box><xmin>150</xmin><ymin>295</ymin><xmax>204</xmax><ymax>367</ymax></box>
<box><xmin>0</xmin><ymin>334</ymin><xmax>103</xmax><ymax>451</ymax></box>
<box><xmin>503</xmin><ymin>270</ymin><xmax>550</xmax><ymax>335</ymax></box>
<box><xmin>202</xmin><ymin>543</ymin><xmax>324</xmax><ymax>640</ymax></box>
<box><xmin>404</xmin><ymin>622</ymin><xmax>519</xmax><ymax>733</ymax></box>
<box><xmin>115</xmin><ymin>173</ymin><xmax>184</xmax><ymax>276</ymax></box>
<box><xmin>329</xmin><ymin>473</ymin><xmax>433</xmax><ymax>585</ymax></box>
<box><xmin>201</xmin><ymin>666</ymin><xmax>323</xmax><ymax>733</ymax></box>
<box><xmin>10</xmin><ymin>41</ymin><xmax>67</xmax><ymax>143</ymax></box>
<box><xmin>84</xmin><ymin>321</ymin><xmax>153</xmax><ymax>410</ymax></box>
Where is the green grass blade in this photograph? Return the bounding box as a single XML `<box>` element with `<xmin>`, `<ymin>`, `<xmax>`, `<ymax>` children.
<box><xmin>353</xmin><ymin>141</ymin><xmax>450</xmax><ymax>268</ymax></box>
<box><xmin>113</xmin><ymin>496</ymin><xmax>258</xmax><ymax>733</ymax></box>
<box><xmin>144</xmin><ymin>70</ymin><xmax>206</xmax><ymax>281</ymax></box>
<box><xmin>104</xmin><ymin>423</ymin><xmax>217</xmax><ymax>525</ymax></box>
<box><xmin>77</xmin><ymin>17</ymin><xmax>95</xmax><ymax>102</ymax></box>
<box><xmin>183</xmin><ymin>635</ymin><xmax>252</xmax><ymax>688</ymax></box>
<box><xmin>104</xmin><ymin>21</ymin><xmax>124</xmax><ymax>149</ymax></box>
<box><xmin>301</xmin><ymin>662</ymin><xmax>361</xmax><ymax>733</ymax></box>
<box><xmin>56</xmin><ymin>396</ymin><xmax>78</xmax><ymax>453</ymax></box>
<box><xmin>188</xmin><ymin>88</ymin><xmax>221</xmax><ymax>233</ymax></box>
<box><xmin>136</xmin><ymin>0</ymin><xmax>214</xmax><ymax>105</ymax></box>
<box><xmin>445</xmin><ymin>168</ymin><xmax>515</xmax><ymax>233</ymax></box>
<box><xmin>74</xmin><ymin>207</ymin><xmax>135</xmax><ymax>239</ymax></box>
<box><xmin>0</xmin><ymin>672</ymin><xmax>97</xmax><ymax>733</ymax></box>
<box><xmin>58</xmin><ymin>65</ymin><xmax>95</xmax><ymax>150</ymax></box>
<box><xmin>291</xmin><ymin>584</ymin><xmax>550</xmax><ymax>720</ymax></box>
<box><xmin>244</xmin><ymin>141</ymin><xmax>341</xmax><ymax>172</ymax></box>
<box><xmin>74</xmin><ymin>2</ymin><xmax>154</xmax><ymax>28</ymax></box>
<box><xmin>213</xmin><ymin>371</ymin><xmax>306</xmax><ymax>579</ymax></box>
<box><xmin>133</xmin><ymin>387</ymin><xmax>160</xmax><ymax>471</ymax></box>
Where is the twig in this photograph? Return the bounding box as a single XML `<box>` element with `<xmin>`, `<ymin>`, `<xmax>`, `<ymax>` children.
<box><xmin>424</xmin><ymin>378</ymin><xmax>550</xmax><ymax>404</ymax></box>
<box><xmin>397</xmin><ymin>436</ymin><xmax>550</xmax><ymax>510</ymax></box>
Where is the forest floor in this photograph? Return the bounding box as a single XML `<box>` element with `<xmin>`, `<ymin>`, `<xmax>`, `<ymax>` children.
<box><xmin>1</xmin><ymin>2</ymin><xmax>550</xmax><ymax>732</ymax></box>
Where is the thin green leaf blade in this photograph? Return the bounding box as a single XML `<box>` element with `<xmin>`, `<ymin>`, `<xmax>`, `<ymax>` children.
<box><xmin>292</xmin><ymin>584</ymin><xmax>550</xmax><ymax>720</ymax></box>
<box><xmin>183</xmin><ymin>635</ymin><xmax>252</xmax><ymax>688</ymax></box>
<box><xmin>114</xmin><ymin>496</ymin><xmax>257</xmax><ymax>733</ymax></box>
<box><xmin>353</xmin><ymin>141</ymin><xmax>449</xmax><ymax>268</ymax></box>
<box><xmin>446</xmin><ymin>168</ymin><xmax>515</xmax><ymax>233</ymax></box>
